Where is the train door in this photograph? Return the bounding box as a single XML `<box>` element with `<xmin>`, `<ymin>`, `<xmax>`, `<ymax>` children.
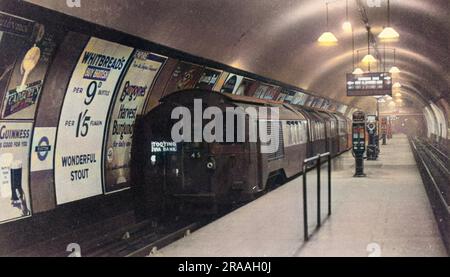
<box><xmin>180</xmin><ymin>142</ymin><xmax>213</xmax><ymax>194</ymax></box>
<box><xmin>228</xmin><ymin>106</ymin><xmax>259</xmax><ymax>194</ymax></box>
<box><xmin>314</xmin><ymin>111</ymin><xmax>329</xmax><ymax>155</ymax></box>
<box><xmin>297</xmin><ymin>109</ymin><xmax>315</xmax><ymax>158</ymax></box>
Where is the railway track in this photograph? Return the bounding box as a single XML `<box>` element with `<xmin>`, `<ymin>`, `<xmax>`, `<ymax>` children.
<box><xmin>410</xmin><ymin>137</ymin><xmax>450</xmax><ymax>253</ymax></box>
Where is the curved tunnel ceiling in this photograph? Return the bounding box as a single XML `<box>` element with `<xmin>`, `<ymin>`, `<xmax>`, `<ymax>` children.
<box><xmin>24</xmin><ymin>0</ymin><xmax>449</xmax><ymax>112</ymax></box>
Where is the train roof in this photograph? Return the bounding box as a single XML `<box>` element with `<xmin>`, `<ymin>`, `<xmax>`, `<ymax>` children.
<box><xmin>159</xmin><ymin>89</ymin><xmax>306</xmax><ymax>121</ymax></box>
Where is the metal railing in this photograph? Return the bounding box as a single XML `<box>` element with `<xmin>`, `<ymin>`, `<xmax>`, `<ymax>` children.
<box><xmin>302</xmin><ymin>152</ymin><xmax>332</xmax><ymax>241</ymax></box>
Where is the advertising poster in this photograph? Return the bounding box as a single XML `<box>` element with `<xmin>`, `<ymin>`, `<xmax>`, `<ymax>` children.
<box><xmin>253</xmin><ymin>84</ymin><xmax>270</xmax><ymax>99</ymax></box>
<box><xmin>0</xmin><ymin>121</ymin><xmax>33</xmax><ymax>223</ymax></box>
<box><xmin>314</xmin><ymin>98</ymin><xmax>324</xmax><ymax>109</ymax></box>
<box><xmin>262</xmin><ymin>86</ymin><xmax>280</xmax><ymax>100</ymax></box>
<box><xmin>292</xmin><ymin>91</ymin><xmax>309</xmax><ymax>106</ymax></box>
<box><xmin>31</xmin><ymin>127</ymin><xmax>56</xmax><ymax>172</ymax></box>
<box><xmin>283</xmin><ymin>90</ymin><xmax>296</xmax><ymax>104</ymax></box>
<box><xmin>0</xmin><ymin>12</ymin><xmax>60</xmax><ymax>120</ymax></box>
<box><xmin>104</xmin><ymin>50</ymin><xmax>167</xmax><ymax>193</ymax></box>
<box><xmin>234</xmin><ymin>78</ymin><xmax>256</xmax><ymax>96</ymax></box>
<box><xmin>276</xmin><ymin>90</ymin><xmax>288</xmax><ymax>102</ymax></box>
<box><xmin>196</xmin><ymin>68</ymin><xmax>222</xmax><ymax>90</ymax></box>
<box><xmin>212</xmin><ymin>72</ymin><xmax>229</xmax><ymax>92</ymax></box>
<box><xmin>305</xmin><ymin>96</ymin><xmax>315</xmax><ymax>107</ymax></box>
<box><xmin>55</xmin><ymin>37</ymin><xmax>133</xmax><ymax>205</ymax></box>
<box><xmin>321</xmin><ymin>99</ymin><xmax>331</xmax><ymax>110</ymax></box>
<box><xmin>163</xmin><ymin>61</ymin><xmax>203</xmax><ymax>96</ymax></box>
<box><xmin>220</xmin><ymin>74</ymin><xmax>244</xmax><ymax>94</ymax></box>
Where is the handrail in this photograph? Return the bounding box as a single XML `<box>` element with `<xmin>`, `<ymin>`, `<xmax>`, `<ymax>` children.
<box><xmin>302</xmin><ymin>152</ymin><xmax>332</xmax><ymax>241</ymax></box>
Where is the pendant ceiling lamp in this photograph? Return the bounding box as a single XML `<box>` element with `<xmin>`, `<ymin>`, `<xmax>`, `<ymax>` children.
<box><xmin>342</xmin><ymin>0</ymin><xmax>352</xmax><ymax>33</ymax></box>
<box><xmin>393</xmin><ymin>82</ymin><xmax>402</xmax><ymax>88</ymax></box>
<box><xmin>378</xmin><ymin>0</ymin><xmax>400</xmax><ymax>41</ymax></box>
<box><xmin>353</xmin><ymin>68</ymin><xmax>365</xmax><ymax>75</ymax></box>
<box><xmin>389</xmin><ymin>48</ymin><xmax>401</xmax><ymax>74</ymax></box>
<box><xmin>362</xmin><ymin>27</ymin><xmax>377</xmax><ymax>66</ymax></box>
<box><xmin>318</xmin><ymin>2</ymin><xmax>338</xmax><ymax>45</ymax></box>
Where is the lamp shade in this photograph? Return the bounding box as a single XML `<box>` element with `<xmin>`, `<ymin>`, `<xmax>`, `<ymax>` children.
<box><xmin>378</xmin><ymin>27</ymin><xmax>400</xmax><ymax>41</ymax></box>
<box><xmin>318</xmin><ymin>32</ymin><xmax>338</xmax><ymax>45</ymax></box>
<box><xmin>352</xmin><ymin>67</ymin><xmax>364</xmax><ymax>75</ymax></box>
<box><xmin>342</xmin><ymin>21</ymin><xmax>352</xmax><ymax>33</ymax></box>
<box><xmin>389</xmin><ymin>66</ymin><xmax>400</xmax><ymax>74</ymax></box>
<box><xmin>362</xmin><ymin>54</ymin><xmax>377</xmax><ymax>64</ymax></box>
<box><xmin>393</xmin><ymin>82</ymin><xmax>402</xmax><ymax>88</ymax></box>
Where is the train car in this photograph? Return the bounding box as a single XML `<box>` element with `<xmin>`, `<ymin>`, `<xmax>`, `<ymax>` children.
<box><xmin>131</xmin><ymin>89</ymin><xmax>309</xmax><ymax>214</ymax></box>
<box><xmin>332</xmin><ymin>113</ymin><xmax>351</xmax><ymax>154</ymax></box>
<box><xmin>296</xmin><ymin>108</ymin><xmax>327</xmax><ymax>158</ymax></box>
<box><xmin>316</xmin><ymin>111</ymin><xmax>339</xmax><ymax>157</ymax></box>
<box><xmin>346</xmin><ymin>116</ymin><xmax>353</xmax><ymax>150</ymax></box>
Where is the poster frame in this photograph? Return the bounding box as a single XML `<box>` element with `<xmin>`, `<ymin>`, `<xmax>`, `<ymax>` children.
<box><xmin>0</xmin><ymin>119</ymin><xmax>33</xmax><ymax>225</ymax></box>
<box><xmin>102</xmin><ymin>50</ymin><xmax>168</xmax><ymax>195</ymax></box>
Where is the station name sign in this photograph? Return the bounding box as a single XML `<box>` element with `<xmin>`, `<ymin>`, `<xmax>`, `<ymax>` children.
<box><xmin>347</xmin><ymin>72</ymin><xmax>392</xmax><ymax>97</ymax></box>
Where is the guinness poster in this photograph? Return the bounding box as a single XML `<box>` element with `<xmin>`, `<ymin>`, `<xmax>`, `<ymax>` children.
<box><xmin>104</xmin><ymin>51</ymin><xmax>167</xmax><ymax>193</ymax></box>
<box><xmin>54</xmin><ymin>37</ymin><xmax>133</xmax><ymax>205</ymax></box>
<box><xmin>0</xmin><ymin>12</ymin><xmax>59</xmax><ymax>120</ymax></box>
<box><xmin>0</xmin><ymin>121</ymin><xmax>33</xmax><ymax>223</ymax></box>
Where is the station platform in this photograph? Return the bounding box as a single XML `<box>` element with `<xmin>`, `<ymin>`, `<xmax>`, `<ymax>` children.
<box><xmin>156</xmin><ymin>135</ymin><xmax>447</xmax><ymax>257</ymax></box>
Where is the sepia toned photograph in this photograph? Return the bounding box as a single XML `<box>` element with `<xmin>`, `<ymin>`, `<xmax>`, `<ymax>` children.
<box><xmin>0</xmin><ymin>0</ymin><xmax>448</xmax><ymax>271</ymax></box>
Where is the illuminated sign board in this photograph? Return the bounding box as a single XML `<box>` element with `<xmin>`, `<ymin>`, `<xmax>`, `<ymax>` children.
<box><xmin>347</xmin><ymin>72</ymin><xmax>392</xmax><ymax>96</ymax></box>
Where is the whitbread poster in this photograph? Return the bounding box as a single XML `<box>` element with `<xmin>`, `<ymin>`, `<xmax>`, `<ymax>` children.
<box><xmin>54</xmin><ymin>37</ymin><xmax>133</xmax><ymax>205</ymax></box>
<box><xmin>104</xmin><ymin>50</ymin><xmax>167</xmax><ymax>193</ymax></box>
<box><xmin>0</xmin><ymin>121</ymin><xmax>33</xmax><ymax>223</ymax></box>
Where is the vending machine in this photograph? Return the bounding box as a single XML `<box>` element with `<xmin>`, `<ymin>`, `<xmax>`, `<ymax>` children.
<box><xmin>366</xmin><ymin>115</ymin><xmax>379</xmax><ymax>161</ymax></box>
<box><xmin>380</xmin><ymin>117</ymin><xmax>388</xmax><ymax>145</ymax></box>
<box><xmin>352</xmin><ymin>111</ymin><xmax>367</xmax><ymax>177</ymax></box>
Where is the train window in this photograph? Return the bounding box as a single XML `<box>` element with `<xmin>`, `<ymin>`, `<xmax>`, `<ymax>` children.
<box><xmin>283</xmin><ymin>121</ymin><xmax>306</xmax><ymax>146</ymax></box>
<box><xmin>311</xmin><ymin>122</ymin><xmax>316</xmax><ymax>141</ymax></box>
<box><xmin>262</xmin><ymin>120</ymin><xmax>285</xmax><ymax>160</ymax></box>
<box><xmin>300</xmin><ymin>121</ymin><xmax>308</xmax><ymax>143</ymax></box>
<box><xmin>319</xmin><ymin>123</ymin><xmax>325</xmax><ymax>140</ymax></box>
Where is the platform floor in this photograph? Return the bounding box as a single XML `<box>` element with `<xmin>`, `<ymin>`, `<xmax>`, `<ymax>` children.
<box><xmin>157</xmin><ymin>134</ymin><xmax>447</xmax><ymax>257</ymax></box>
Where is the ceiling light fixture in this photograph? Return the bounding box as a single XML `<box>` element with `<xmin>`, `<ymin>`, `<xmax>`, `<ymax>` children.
<box><xmin>393</xmin><ymin>82</ymin><xmax>402</xmax><ymax>88</ymax></box>
<box><xmin>353</xmin><ymin>67</ymin><xmax>365</xmax><ymax>75</ymax></box>
<box><xmin>389</xmin><ymin>49</ymin><xmax>401</xmax><ymax>74</ymax></box>
<box><xmin>342</xmin><ymin>0</ymin><xmax>352</xmax><ymax>33</ymax></box>
<box><xmin>362</xmin><ymin>54</ymin><xmax>377</xmax><ymax>64</ymax></box>
<box><xmin>378</xmin><ymin>0</ymin><xmax>400</xmax><ymax>41</ymax></box>
<box><xmin>318</xmin><ymin>2</ymin><xmax>338</xmax><ymax>45</ymax></box>
<box><xmin>362</xmin><ymin>27</ymin><xmax>377</xmax><ymax>68</ymax></box>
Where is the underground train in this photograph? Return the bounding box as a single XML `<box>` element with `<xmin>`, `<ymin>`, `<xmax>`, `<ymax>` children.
<box><xmin>131</xmin><ymin>89</ymin><xmax>352</xmax><ymax>214</ymax></box>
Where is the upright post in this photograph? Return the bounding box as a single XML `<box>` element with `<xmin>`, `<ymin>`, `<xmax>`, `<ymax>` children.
<box><xmin>328</xmin><ymin>154</ymin><xmax>332</xmax><ymax>216</ymax></box>
<box><xmin>303</xmin><ymin>164</ymin><xmax>308</xmax><ymax>241</ymax></box>
<box><xmin>317</xmin><ymin>156</ymin><xmax>321</xmax><ymax>228</ymax></box>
